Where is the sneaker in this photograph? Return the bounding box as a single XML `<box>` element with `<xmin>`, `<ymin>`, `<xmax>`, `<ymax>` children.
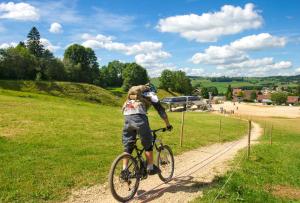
<box><xmin>147</xmin><ymin>165</ymin><xmax>161</xmax><ymax>175</ymax></box>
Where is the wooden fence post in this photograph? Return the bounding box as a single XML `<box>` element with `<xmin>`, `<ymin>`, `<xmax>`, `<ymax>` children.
<box><xmin>180</xmin><ymin>111</ymin><xmax>185</xmax><ymax>147</ymax></box>
<box><xmin>264</xmin><ymin>121</ymin><xmax>266</xmax><ymax>136</ymax></box>
<box><xmin>247</xmin><ymin>120</ymin><xmax>252</xmax><ymax>158</ymax></box>
<box><xmin>270</xmin><ymin>124</ymin><xmax>273</xmax><ymax>145</ymax></box>
<box><xmin>219</xmin><ymin>117</ymin><xmax>222</xmax><ymax>142</ymax></box>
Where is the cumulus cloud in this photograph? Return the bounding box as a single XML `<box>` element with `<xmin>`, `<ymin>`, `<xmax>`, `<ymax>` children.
<box><xmin>82</xmin><ymin>33</ymin><xmax>164</xmax><ymax>55</ymax></box>
<box><xmin>135</xmin><ymin>51</ymin><xmax>171</xmax><ymax>65</ymax></box>
<box><xmin>190</xmin><ymin>33</ymin><xmax>292</xmax><ymax>75</ymax></box>
<box><xmin>179</xmin><ymin>67</ymin><xmax>205</xmax><ymax>76</ymax></box>
<box><xmin>230</xmin><ymin>33</ymin><xmax>286</xmax><ymax>51</ymax></box>
<box><xmin>81</xmin><ymin>33</ymin><xmax>173</xmax><ymax>76</ymax></box>
<box><xmin>40</xmin><ymin>38</ymin><xmax>60</xmax><ymax>52</ymax></box>
<box><xmin>295</xmin><ymin>68</ymin><xmax>300</xmax><ymax>73</ymax></box>
<box><xmin>157</xmin><ymin>3</ymin><xmax>262</xmax><ymax>42</ymax></box>
<box><xmin>0</xmin><ymin>42</ymin><xmax>17</xmax><ymax>49</ymax></box>
<box><xmin>191</xmin><ymin>45</ymin><xmax>248</xmax><ymax>65</ymax></box>
<box><xmin>218</xmin><ymin>58</ymin><xmax>292</xmax><ymax>71</ymax></box>
<box><xmin>49</xmin><ymin>22</ymin><xmax>63</xmax><ymax>33</ymax></box>
<box><xmin>0</xmin><ymin>2</ymin><xmax>39</xmax><ymax>21</ymax></box>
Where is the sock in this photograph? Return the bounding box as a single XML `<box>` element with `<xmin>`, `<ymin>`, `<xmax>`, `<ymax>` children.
<box><xmin>147</xmin><ymin>164</ymin><xmax>153</xmax><ymax>170</ymax></box>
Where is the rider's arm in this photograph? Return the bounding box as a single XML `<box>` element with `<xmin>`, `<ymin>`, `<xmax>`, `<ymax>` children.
<box><xmin>152</xmin><ymin>102</ymin><xmax>172</xmax><ymax>129</ymax></box>
<box><xmin>144</xmin><ymin>92</ymin><xmax>171</xmax><ymax>128</ymax></box>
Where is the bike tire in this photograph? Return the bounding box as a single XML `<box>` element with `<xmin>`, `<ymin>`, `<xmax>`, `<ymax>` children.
<box><xmin>108</xmin><ymin>153</ymin><xmax>140</xmax><ymax>202</ymax></box>
<box><xmin>157</xmin><ymin>145</ymin><xmax>174</xmax><ymax>182</ymax></box>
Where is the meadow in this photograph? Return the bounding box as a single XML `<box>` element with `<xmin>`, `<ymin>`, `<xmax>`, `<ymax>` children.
<box><xmin>0</xmin><ymin>88</ymin><xmax>247</xmax><ymax>202</ymax></box>
<box><xmin>193</xmin><ymin>117</ymin><xmax>300</xmax><ymax>202</ymax></box>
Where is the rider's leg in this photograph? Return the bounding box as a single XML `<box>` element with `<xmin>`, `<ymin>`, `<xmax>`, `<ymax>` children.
<box><xmin>122</xmin><ymin>117</ymin><xmax>136</xmax><ymax>170</ymax></box>
<box><xmin>145</xmin><ymin>150</ymin><xmax>153</xmax><ymax>170</ymax></box>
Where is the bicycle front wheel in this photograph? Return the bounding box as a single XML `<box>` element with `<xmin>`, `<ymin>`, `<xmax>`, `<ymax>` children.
<box><xmin>108</xmin><ymin>153</ymin><xmax>140</xmax><ymax>202</ymax></box>
<box><xmin>157</xmin><ymin>145</ymin><xmax>174</xmax><ymax>182</ymax></box>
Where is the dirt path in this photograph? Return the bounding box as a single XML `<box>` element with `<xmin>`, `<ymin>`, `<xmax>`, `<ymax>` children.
<box><xmin>65</xmin><ymin>122</ymin><xmax>262</xmax><ymax>203</ymax></box>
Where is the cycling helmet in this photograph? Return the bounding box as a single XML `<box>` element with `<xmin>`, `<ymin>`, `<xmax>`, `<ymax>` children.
<box><xmin>146</xmin><ymin>83</ymin><xmax>157</xmax><ymax>93</ymax></box>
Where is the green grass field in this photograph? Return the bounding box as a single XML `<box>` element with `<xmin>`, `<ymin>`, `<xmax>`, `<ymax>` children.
<box><xmin>191</xmin><ymin>79</ymin><xmax>255</xmax><ymax>94</ymax></box>
<box><xmin>194</xmin><ymin>117</ymin><xmax>300</xmax><ymax>202</ymax></box>
<box><xmin>0</xmin><ymin>88</ymin><xmax>247</xmax><ymax>202</ymax></box>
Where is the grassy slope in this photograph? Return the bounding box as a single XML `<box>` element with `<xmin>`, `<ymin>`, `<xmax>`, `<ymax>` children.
<box><xmin>0</xmin><ymin>80</ymin><xmax>122</xmax><ymax>106</ymax></box>
<box><xmin>107</xmin><ymin>86</ymin><xmax>181</xmax><ymax>101</ymax></box>
<box><xmin>0</xmin><ymin>89</ymin><xmax>247</xmax><ymax>202</ymax></box>
<box><xmin>194</xmin><ymin>117</ymin><xmax>300</xmax><ymax>202</ymax></box>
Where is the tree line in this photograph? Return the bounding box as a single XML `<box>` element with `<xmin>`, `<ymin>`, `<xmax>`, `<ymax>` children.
<box><xmin>0</xmin><ymin>27</ymin><xmax>149</xmax><ymax>91</ymax></box>
<box><xmin>159</xmin><ymin>69</ymin><xmax>193</xmax><ymax>95</ymax></box>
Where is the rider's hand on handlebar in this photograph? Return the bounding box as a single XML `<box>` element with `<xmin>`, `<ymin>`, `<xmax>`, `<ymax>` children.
<box><xmin>166</xmin><ymin>125</ymin><xmax>173</xmax><ymax>131</ymax></box>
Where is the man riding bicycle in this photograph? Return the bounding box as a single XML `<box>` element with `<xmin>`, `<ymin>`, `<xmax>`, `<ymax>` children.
<box><xmin>122</xmin><ymin>83</ymin><xmax>172</xmax><ymax>175</ymax></box>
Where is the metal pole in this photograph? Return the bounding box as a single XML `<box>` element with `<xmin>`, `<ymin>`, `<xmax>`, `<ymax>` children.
<box><xmin>247</xmin><ymin>120</ymin><xmax>251</xmax><ymax>158</ymax></box>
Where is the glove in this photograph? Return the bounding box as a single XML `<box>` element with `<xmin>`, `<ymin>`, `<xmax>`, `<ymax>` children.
<box><xmin>166</xmin><ymin>125</ymin><xmax>173</xmax><ymax>131</ymax></box>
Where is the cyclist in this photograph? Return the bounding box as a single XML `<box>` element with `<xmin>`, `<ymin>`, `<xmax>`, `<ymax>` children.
<box><xmin>122</xmin><ymin>83</ymin><xmax>172</xmax><ymax>175</ymax></box>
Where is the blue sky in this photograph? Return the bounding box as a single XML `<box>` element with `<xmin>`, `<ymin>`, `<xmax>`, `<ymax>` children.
<box><xmin>0</xmin><ymin>0</ymin><xmax>300</xmax><ymax>77</ymax></box>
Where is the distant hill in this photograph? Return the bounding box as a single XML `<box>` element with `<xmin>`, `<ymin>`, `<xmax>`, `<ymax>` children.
<box><xmin>151</xmin><ymin>75</ymin><xmax>300</xmax><ymax>94</ymax></box>
<box><xmin>0</xmin><ymin>80</ymin><xmax>122</xmax><ymax>106</ymax></box>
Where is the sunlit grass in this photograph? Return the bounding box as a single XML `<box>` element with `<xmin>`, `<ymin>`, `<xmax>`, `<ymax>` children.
<box><xmin>0</xmin><ymin>89</ymin><xmax>247</xmax><ymax>202</ymax></box>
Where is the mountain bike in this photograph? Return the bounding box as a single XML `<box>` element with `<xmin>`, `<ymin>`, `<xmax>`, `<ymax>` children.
<box><xmin>108</xmin><ymin>127</ymin><xmax>174</xmax><ymax>202</ymax></box>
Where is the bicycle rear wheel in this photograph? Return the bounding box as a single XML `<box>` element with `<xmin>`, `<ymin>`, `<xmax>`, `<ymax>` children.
<box><xmin>157</xmin><ymin>145</ymin><xmax>174</xmax><ymax>182</ymax></box>
<box><xmin>108</xmin><ymin>153</ymin><xmax>140</xmax><ymax>202</ymax></box>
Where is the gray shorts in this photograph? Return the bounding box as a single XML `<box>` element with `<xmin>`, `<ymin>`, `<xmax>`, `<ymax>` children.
<box><xmin>122</xmin><ymin>114</ymin><xmax>153</xmax><ymax>153</ymax></box>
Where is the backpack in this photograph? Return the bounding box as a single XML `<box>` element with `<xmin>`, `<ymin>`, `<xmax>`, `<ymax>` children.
<box><xmin>123</xmin><ymin>85</ymin><xmax>152</xmax><ymax>110</ymax></box>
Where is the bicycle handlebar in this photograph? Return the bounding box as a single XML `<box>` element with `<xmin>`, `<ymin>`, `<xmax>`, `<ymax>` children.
<box><xmin>151</xmin><ymin>127</ymin><xmax>171</xmax><ymax>133</ymax></box>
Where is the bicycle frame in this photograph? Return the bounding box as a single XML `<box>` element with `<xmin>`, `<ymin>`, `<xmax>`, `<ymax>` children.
<box><xmin>130</xmin><ymin>128</ymin><xmax>166</xmax><ymax>179</ymax></box>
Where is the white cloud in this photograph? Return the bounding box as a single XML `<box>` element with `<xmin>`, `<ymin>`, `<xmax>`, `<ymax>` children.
<box><xmin>295</xmin><ymin>68</ymin><xmax>300</xmax><ymax>73</ymax></box>
<box><xmin>40</xmin><ymin>38</ymin><xmax>60</xmax><ymax>52</ymax></box>
<box><xmin>218</xmin><ymin>58</ymin><xmax>292</xmax><ymax>71</ymax></box>
<box><xmin>82</xmin><ymin>34</ymin><xmax>164</xmax><ymax>56</ymax></box>
<box><xmin>190</xmin><ymin>33</ymin><xmax>292</xmax><ymax>76</ymax></box>
<box><xmin>191</xmin><ymin>45</ymin><xmax>248</xmax><ymax>65</ymax></box>
<box><xmin>81</xmin><ymin>33</ymin><xmax>172</xmax><ymax>76</ymax></box>
<box><xmin>0</xmin><ymin>42</ymin><xmax>17</xmax><ymax>49</ymax></box>
<box><xmin>0</xmin><ymin>2</ymin><xmax>39</xmax><ymax>21</ymax></box>
<box><xmin>230</xmin><ymin>33</ymin><xmax>286</xmax><ymax>51</ymax></box>
<box><xmin>49</xmin><ymin>22</ymin><xmax>63</xmax><ymax>33</ymax></box>
<box><xmin>191</xmin><ymin>33</ymin><xmax>288</xmax><ymax>65</ymax></box>
<box><xmin>135</xmin><ymin>51</ymin><xmax>171</xmax><ymax>65</ymax></box>
<box><xmin>157</xmin><ymin>3</ymin><xmax>263</xmax><ymax>42</ymax></box>
<box><xmin>179</xmin><ymin>67</ymin><xmax>205</xmax><ymax>76</ymax></box>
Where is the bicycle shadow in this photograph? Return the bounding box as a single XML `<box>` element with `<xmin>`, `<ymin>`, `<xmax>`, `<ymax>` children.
<box><xmin>135</xmin><ymin>175</ymin><xmax>219</xmax><ymax>202</ymax></box>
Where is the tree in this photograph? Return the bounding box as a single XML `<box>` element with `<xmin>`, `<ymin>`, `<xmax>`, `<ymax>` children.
<box><xmin>250</xmin><ymin>91</ymin><xmax>257</xmax><ymax>101</ymax></box>
<box><xmin>225</xmin><ymin>85</ymin><xmax>233</xmax><ymax>100</ymax></box>
<box><xmin>159</xmin><ymin>69</ymin><xmax>174</xmax><ymax>91</ymax></box>
<box><xmin>100</xmin><ymin>60</ymin><xmax>125</xmax><ymax>87</ymax></box>
<box><xmin>122</xmin><ymin>63</ymin><xmax>149</xmax><ymax>91</ymax></box>
<box><xmin>43</xmin><ymin>58</ymin><xmax>67</xmax><ymax>81</ymax></box>
<box><xmin>63</xmin><ymin>44</ymin><xmax>100</xmax><ymax>84</ymax></box>
<box><xmin>200</xmin><ymin>87</ymin><xmax>209</xmax><ymax>99</ymax></box>
<box><xmin>26</xmin><ymin>27</ymin><xmax>44</xmax><ymax>58</ymax></box>
<box><xmin>207</xmin><ymin>86</ymin><xmax>218</xmax><ymax>96</ymax></box>
<box><xmin>172</xmin><ymin>71</ymin><xmax>193</xmax><ymax>95</ymax></box>
<box><xmin>296</xmin><ymin>84</ymin><xmax>300</xmax><ymax>96</ymax></box>
<box><xmin>0</xmin><ymin>46</ymin><xmax>37</xmax><ymax>80</ymax></box>
<box><xmin>271</xmin><ymin>92</ymin><xmax>287</xmax><ymax>105</ymax></box>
